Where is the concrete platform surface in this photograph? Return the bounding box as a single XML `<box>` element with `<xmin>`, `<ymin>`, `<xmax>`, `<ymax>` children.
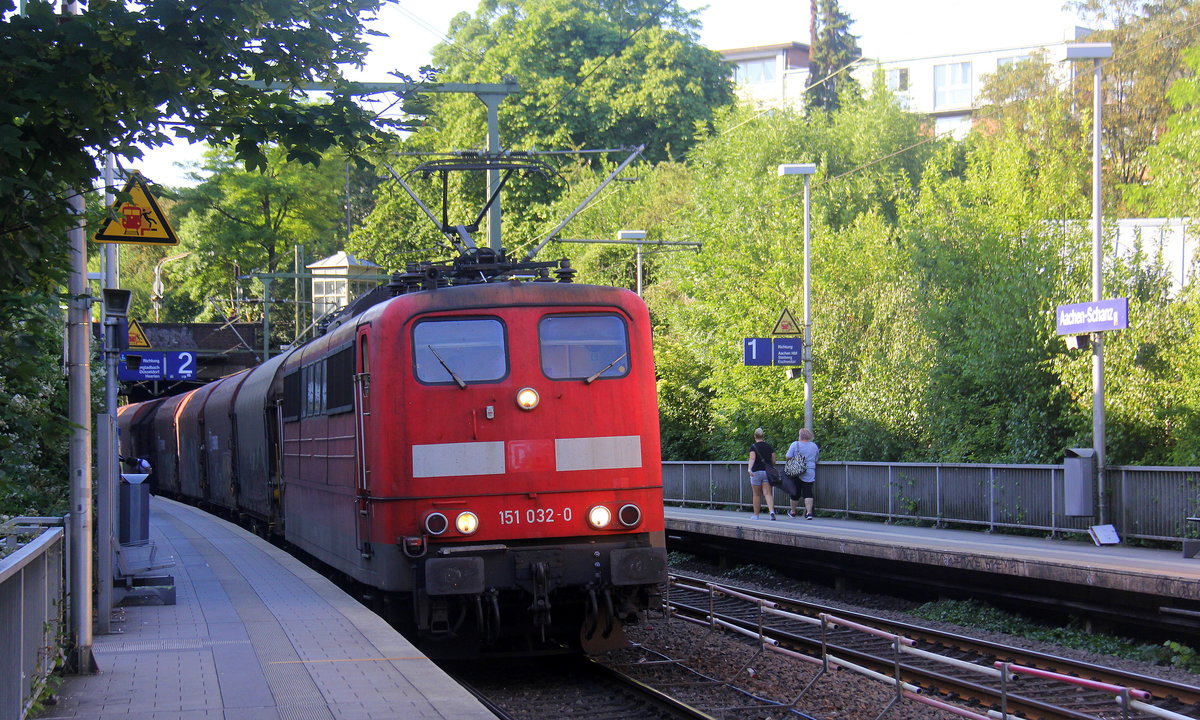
<box><xmin>41</xmin><ymin>497</ymin><xmax>494</xmax><ymax>720</ymax></box>
<box><xmin>666</xmin><ymin>506</ymin><xmax>1200</xmax><ymax>602</ymax></box>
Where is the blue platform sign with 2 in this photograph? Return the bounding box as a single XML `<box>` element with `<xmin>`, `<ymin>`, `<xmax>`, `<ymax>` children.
<box><xmin>119</xmin><ymin>351</ymin><xmax>197</xmax><ymax>381</ymax></box>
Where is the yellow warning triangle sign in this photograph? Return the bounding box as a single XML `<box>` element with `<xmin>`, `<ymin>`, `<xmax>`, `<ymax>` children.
<box><xmin>93</xmin><ymin>172</ymin><xmax>179</xmax><ymax>245</ymax></box>
<box><xmin>127</xmin><ymin>319</ymin><xmax>152</xmax><ymax>349</ymax></box>
<box><xmin>772</xmin><ymin>308</ymin><xmax>802</xmax><ymax>335</ymax></box>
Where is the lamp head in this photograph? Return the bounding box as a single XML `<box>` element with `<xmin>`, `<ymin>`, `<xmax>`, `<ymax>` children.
<box><xmin>1064</xmin><ymin>43</ymin><xmax>1113</xmax><ymax>60</ymax></box>
<box><xmin>617</xmin><ymin>230</ymin><xmax>647</xmax><ymax>240</ymax></box>
<box><xmin>778</xmin><ymin>163</ymin><xmax>817</xmax><ymax>177</ymax></box>
<box><xmin>102</xmin><ymin>288</ymin><xmax>132</xmax><ymax>318</ymax></box>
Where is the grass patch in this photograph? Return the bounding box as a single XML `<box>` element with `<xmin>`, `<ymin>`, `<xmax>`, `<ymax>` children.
<box><xmin>912</xmin><ymin>599</ymin><xmax>1200</xmax><ymax>671</ymax></box>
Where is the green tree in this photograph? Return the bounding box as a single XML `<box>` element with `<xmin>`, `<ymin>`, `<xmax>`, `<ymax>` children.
<box><xmin>639</xmin><ymin>87</ymin><xmax>929</xmax><ymax>459</ymax></box>
<box><xmin>805</xmin><ymin>0</ymin><xmax>862</xmax><ymax>113</ymax></box>
<box><xmin>901</xmin><ymin>134</ymin><xmax>1085</xmax><ymax>463</ymax></box>
<box><xmin>2</xmin><ymin>0</ymin><xmax>413</xmax><ymax>271</ymax></box>
<box><xmin>523</xmin><ymin>160</ymin><xmax>721</xmax><ymax>459</ymax></box>
<box><xmin>374</xmin><ymin>0</ymin><xmax>734</xmax><ymax>256</ymax></box>
<box><xmin>348</xmin><ymin>157</ymin><xmax>475</xmax><ymax>268</ymax></box>
<box><xmin>427</xmin><ymin>0</ymin><xmax>729</xmax><ymax>163</ymax></box>
<box><xmin>1098</xmin><ymin>45</ymin><xmax>1200</xmax><ymax>464</ymax></box>
<box><xmin>1</xmin><ymin>0</ymin><xmax>418</xmax><ymax>513</ymax></box>
<box><xmin>1068</xmin><ymin>0</ymin><xmax>1200</xmax><ymax>204</ymax></box>
<box><xmin>1128</xmin><ymin>45</ymin><xmax>1200</xmax><ymax>220</ymax></box>
<box><xmin>170</xmin><ymin>147</ymin><xmax>354</xmax><ymax>338</ymax></box>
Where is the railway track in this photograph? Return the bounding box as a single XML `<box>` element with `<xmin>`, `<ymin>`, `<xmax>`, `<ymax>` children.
<box><xmin>447</xmin><ymin>655</ymin><xmax>722</xmax><ymax>720</ymax></box>
<box><xmin>662</xmin><ymin>572</ymin><xmax>1200</xmax><ymax>720</ymax></box>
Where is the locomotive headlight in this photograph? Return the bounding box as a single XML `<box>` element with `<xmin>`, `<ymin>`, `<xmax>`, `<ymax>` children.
<box><xmin>618</xmin><ymin>503</ymin><xmax>642</xmax><ymax>528</ymax></box>
<box><xmin>587</xmin><ymin>505</ymin><xmax>612</xmax><ymax>530</ymax></box>
<box><xmin>455</xmin><ymin>511</ymin><xmax>479</xmax><ymax>535</ymax></box>
<box><xmin>516</xmin><ymin>386</ymin><xmax>540</xmax><ymax>410</ymax></box>
<box><xmin>425</xmin><ymin>512</ymin><xmax>449</xmax><ymax>535</ymax></box>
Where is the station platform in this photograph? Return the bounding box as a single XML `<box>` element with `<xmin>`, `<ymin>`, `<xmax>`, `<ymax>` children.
<box><xmin>42</xmin><ymin>497</ymin><xmax>493</xmax><ymax>720</ymax></box>
<box><xmin>665</xmin><ymin>507</ymin><xmax>1200</xmax><ymax>606</ymax></box>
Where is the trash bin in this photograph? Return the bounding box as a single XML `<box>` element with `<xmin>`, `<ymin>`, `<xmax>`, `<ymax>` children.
<box><xmin>1063</xmin><ymin>448</ymin><xmax>1095</xmax><ymax>517</ymax></box>
<box><xmin>119</xmin><ymin>473</ymin><xmax>150</xmax><ymax>544</ymax></box>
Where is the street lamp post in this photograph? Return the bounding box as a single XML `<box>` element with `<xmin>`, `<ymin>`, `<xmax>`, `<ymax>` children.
<box><xmin>152</xmin><ymin>251</ymin><xmax>192</xmax><ymax>322</ymax></box>
<box><xmin>1067</xmin><ymin>42</ymin><xmax>1113</xmax><ymax>524</ymax></box>
<box><xmin>97</xmin><ymin>288</ymin><xmax>131</xmax><ymax>636</ymax></box>
<box><xmin>1066</xmin><ymin>42</ymin><xmax>1113</xmax><ymax>525</ymax></box>
<box><xmin>777</xmin><ymin>163</ymin><xmax>818</xmax><ymax>431</ymax></box>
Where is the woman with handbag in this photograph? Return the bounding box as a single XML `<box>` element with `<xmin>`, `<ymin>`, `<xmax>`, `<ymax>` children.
<box><xmin>747</xmin><ymin>428</ymin><xmax>778</xmax><ymax>521</ymax></box>
<box><xmin>785</xmin><ymin>428</ymin><xmax>820</xmax><ymax>519</ymax></box>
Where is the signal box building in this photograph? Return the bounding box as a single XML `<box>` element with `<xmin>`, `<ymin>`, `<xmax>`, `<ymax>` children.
<box><xmin>307</xmin><ymin>251</ymin><xmax>382</xmax><ymax>323</ymax></box>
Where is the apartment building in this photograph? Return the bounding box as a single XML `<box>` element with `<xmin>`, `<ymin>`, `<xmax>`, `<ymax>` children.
<box><xmin>848</xmin><ymin>27</ymin><xmax>1096</xmax><ymax>139</ymax></box>
<box><xmin>719</xmin><ymin>28</ymin><xmax>1094</xmax><ymax>139</ymax></box>
<box><xmin>720</xmin><ymin>42</ymin><xmax>811</xmax><ymax>108</ymax></box>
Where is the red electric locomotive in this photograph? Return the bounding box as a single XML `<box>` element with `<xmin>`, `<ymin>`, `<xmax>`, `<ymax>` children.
<box><xmin>119</xmin><ymin>251</ymin><xmax>668</xmax><ymax>654</ymax></box>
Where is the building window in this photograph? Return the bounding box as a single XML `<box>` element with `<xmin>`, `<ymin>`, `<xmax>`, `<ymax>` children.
<box><xmin>735</xmin><ymin>58</ymin><xmax>777</xmax><ymax>85</ymax></box>
<box><xmin>886</xmin><ymin>68</ymin><xmax>909</xmax><ymax>92</ymax></box>
<box><xmin>934</xmin><ymin>115</ymin><xmax>971</xmax><ymax>141</ymax></box>
<box><xmin>313</xmin><ymin>277</ymin><xmax>349</xmax><ymax>320</ymax></box>
<box><xmin>933</xmin><ymin>61</ymin><xmax>972</xmax><ymax>109</ymax></box>
<box><xmin>997</xmin><ymin>55</ymin><xmax>1031</xmax><ymax>68</ymax></box>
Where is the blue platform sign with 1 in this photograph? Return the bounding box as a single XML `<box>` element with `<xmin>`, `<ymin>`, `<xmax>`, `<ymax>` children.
<box><xmin>119</xmin><ymin>351</ymin><xmax>197</xmax><ymax>381</ymax></box>
<box><xmin>743</xmin><ymin>338</ymin><xmax>773</xmax><ymax>366</ymax></box>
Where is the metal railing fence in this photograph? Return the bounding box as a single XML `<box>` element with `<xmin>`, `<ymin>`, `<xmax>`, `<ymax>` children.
<box><xmin>1</xmin><ymin>518</ymin><xmax>67</xmax><ymax>720</ymax></box>
<box><xmin>662</xmin><ymin>461</ymin><xmax>1200</xmax><ymax>543</ymax></box>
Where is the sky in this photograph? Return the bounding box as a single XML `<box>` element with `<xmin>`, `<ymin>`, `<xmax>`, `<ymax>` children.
<box><xmin>135</xmin><ymin>0</ymin><xmax>1089</xmax><ymax>187</ymax></box>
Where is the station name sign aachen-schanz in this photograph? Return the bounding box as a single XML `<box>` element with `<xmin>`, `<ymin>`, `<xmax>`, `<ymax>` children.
<box><xmin>1055</xmin><ymin>298</ymin><xmax>1129</xmax><ymax>336</ymax></box>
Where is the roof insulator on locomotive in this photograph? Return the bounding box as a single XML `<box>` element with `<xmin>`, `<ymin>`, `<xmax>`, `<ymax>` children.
<box><xmin>470</xmin><ymin>247</ymin><xmax>500</xmax><ymax>264</ymax></box>
<box><xmin>421</xmin><ymin>265</ymin><xmax>447</xmax><ymax>291</ymax></box>
<box><xmin>554</xmin><ymin>259</ymin><xmax>577</xmax><ymax>283</ymax></box>
<box><xmin>391</xmin><ymin>264</ymin><xmax>427</xmax><ymax>295</ymax></box>
<box><xmin>387</xmin><ymin>271</ymin><xmax>408</xmax><ymax>296</ymax></box>
<box><xmin>533</xmin><ymin>268</ymin><xmax>553</xmax><ymax>282</ymax></box>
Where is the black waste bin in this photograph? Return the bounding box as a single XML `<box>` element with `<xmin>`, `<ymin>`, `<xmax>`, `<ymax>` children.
<box><xmin>1063</xmin><ymin>448</ymin><xmax>1095</xmax><ymax>517</ymax></box>
<box><xmin>119</xmin><ymin>473</ymin><xmax>150</xmax><ymax>544</ymax></box>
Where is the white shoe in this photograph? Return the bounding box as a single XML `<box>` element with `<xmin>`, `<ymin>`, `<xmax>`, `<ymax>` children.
<box><xmin>750</xmin><ymin>514</ymin><xmax>760</xmax><ymax>520</ymax></box>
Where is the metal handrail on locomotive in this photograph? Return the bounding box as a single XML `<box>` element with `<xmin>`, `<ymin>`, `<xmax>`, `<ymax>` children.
<box><xmin>118</xmin><ymin>244</ymin><xmax>668</xmax><ymax>656</ymax></box>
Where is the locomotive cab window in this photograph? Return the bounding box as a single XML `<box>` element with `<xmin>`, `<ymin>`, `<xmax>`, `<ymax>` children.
<box><xmin>413</xmin><ymin>318</ymin><xmax>507</xmax><ymax>385</ymax></box>
<box><xmin>539</xmin><ymin>314</ymin><xmax>629</xmax><ymax>380</ymax></box>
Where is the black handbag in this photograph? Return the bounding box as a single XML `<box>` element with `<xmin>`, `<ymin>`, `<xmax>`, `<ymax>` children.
<box><xmin>764</xmin><ymin>462</ymin><xmax>782</xmax><ymax>487</ymax></box>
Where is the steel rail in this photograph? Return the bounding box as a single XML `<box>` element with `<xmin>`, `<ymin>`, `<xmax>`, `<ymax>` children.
<box><xmin>447</xmin><ymin>654</ymin><xmax>719</xmax><ymax>720</ymax></box>
<box><xmin>666</xmin><ymin>572</ymin><xmax>1200</xmax><ymax>720</ymax></box>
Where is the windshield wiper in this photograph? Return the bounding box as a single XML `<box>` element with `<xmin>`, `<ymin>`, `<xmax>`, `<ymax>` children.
<box><xmin>427</xmin><ymin>345</ymin><xmax>467</xmax><ymax>389</ymax></box>
<box><xmin>585</xmin><ymin>352</ymin><xmax>627</xmax><ymax>385</ymax></box>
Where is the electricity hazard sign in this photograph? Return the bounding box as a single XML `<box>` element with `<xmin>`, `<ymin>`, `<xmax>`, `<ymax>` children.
<box><xmin>772</xmin><ymin>308</ymin><xmax>801</xmax><ymax>335</ymax></box>
<box><xmin>93</xmin><ymin>172</ymin><xmax>179</xmax><ymax>245</ymax></box>
<box><xmin>126</xmin><ymin>319</ymin><xmax>151</xmax><ymax>349</ymax></box>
